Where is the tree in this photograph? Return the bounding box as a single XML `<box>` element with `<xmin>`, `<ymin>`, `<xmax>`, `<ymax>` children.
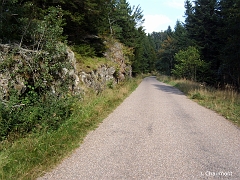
<box><xmin>184</xmin><ymin>0</ymin><xmax>222</xmax><ymax>84</ymax></box>
<box><xmin>218</xmin><ymin>0</ymin><xmax>240</xmax><ymax>90</ymax></box>
<box><xmin>113</xmin><ymin>0</ymin><xmax>141</xmax><ymax>47</ymax></box>
<box><xmin>104</xmin><ymin>0</ymin><xmax>146</xmax><ymax>74</ymax></box>
<box><xmin>184</xmin><ymin>0</ymin><xmax>194</xmax><ymax>41</ymax></box>
<box><xmin>136</xmin><ymin>34</ymin><xmax>157</xmax><ymax>73</ymax></box>
<box><xmin>156</xmin><ymin>35</ymin><xmax>176</xmax><ymax>75</ymax></box>
<box><xmin>173</xmin><ymin>20</ymin><xmax>191</xmax><ymax>52</ymax></box>
<box><xmin>172</xmin><ymin>46</ymin><xmax>208</xmax><ymax>81</ymax></box>
<box><xmin>0</xmin><ymin>0</ymin><xmax>24</xmax><ymax>43</ymax></box>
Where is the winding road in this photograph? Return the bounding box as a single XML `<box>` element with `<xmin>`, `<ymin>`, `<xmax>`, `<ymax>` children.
<box><xmin>39</xmin><ymin>77</ymin><xmax>240</xmax><ymax>180</ymax></box>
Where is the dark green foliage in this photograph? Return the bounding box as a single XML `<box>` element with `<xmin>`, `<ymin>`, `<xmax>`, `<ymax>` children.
<box><xmin>218</xmin><ymin>0</ymin><xmax>240</xmax><ymax>89</ymax></box>
<box><xmin>0</xmin><ymin>0</ymin><xmax>22</xmax><ymax>43</ymax></box>
<box><xmin>153</xmin><ymin>0</ymin><xmax>239</xmax><ymax>91</ymax></box>
<box><xmin>0</xmin><ymin>92</ymin><xmax>77</xmax><ymax>140</ymax></box>
<box><xmin>100</xmin><ymin>0</ymin><xmax>147</xmax><ymax>74</ymax></box>
<box><xmin>173</xmin><ymin>20</ymin><xmax>192</xmax><ymax>51</ymax></box>
<box><xmin>184</xmin><ymin>0</ymin><xmax>240</xmax><ymax>89</ymax></box>
<box><xmin>186</xmin><ymin>0</ymin><xmax>221</xmax><ymax>81</ymax></box>
<box><xmin>156</xmin><ymin>34</ymin><xmax>176</xmax><ymax>75</ymax></box>
<box><xmin>73</xmin><ymin>44</ymin><xmax>96</xmax><ymax>57</ymax></box>
<box><xmin>0</xmin><ymin>0</ymin><xmax>153</xmax><ymax>142</ymax></box>
<box><xmin>150</xmin><ymin>25</ymin><xmax>190</xmax><ymax>76</ymax></box>
<box><xmin>0</xmin><ymin>2</ymin><xmax>76</xmax><ymax>140</ymax></box>
<box><xmin>0</xmin><ymin>0</ymin><xmax>148</xmax><ymax>71</ymax></box>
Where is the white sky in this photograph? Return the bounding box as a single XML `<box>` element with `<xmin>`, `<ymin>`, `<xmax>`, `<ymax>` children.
<box><xmin>128</xmin><ymin>0</ymin><xmax>186</xmax><ymax>33</ymax></box>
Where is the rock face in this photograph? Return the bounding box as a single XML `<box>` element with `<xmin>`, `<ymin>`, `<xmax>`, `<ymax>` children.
<box><xmin>0</xmin><ymin>44</ymin><xmax>27</xmax><ymax>100</ymax></box>
<box><xmin>0</xmin><ymin>40</ymin><xmax>132</xmax><ymax>100</ymax></box>
<box><xmin>80</xmin><ymin>65</ymin><xmax>116</xmax><ymax>93</ymax></box>
<box><xmin>0</xmin><ymin>44</ymin><xmax>81</xmax><ymax>100</ymax></box>
<box><xmin>78</xmin><ymin>40</ymin><xmax>132</xmax><ymax>93</ymax></box>
<box><xmin>104</xmin><ymin>40</ymin><xmax>132</xmax><ymax>82</ymax></box>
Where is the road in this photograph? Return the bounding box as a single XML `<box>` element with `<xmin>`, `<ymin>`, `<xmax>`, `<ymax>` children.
<box><xmin>39</xmin><ymin>77</ymin><xmax>240</xmax><ymax>180</ymax></box>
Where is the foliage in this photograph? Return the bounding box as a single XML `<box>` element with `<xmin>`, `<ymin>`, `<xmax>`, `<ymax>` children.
<box><xmin>0</xmin><ymin>5</ymin><xmax>76</xmax><ymax>141</ymax></box>
<box><xmin>0</xmin><ymin>93</ymin><xmax>77</xmax><ymax>141</ymax></box>
<box><xmin>172</xmin><ymin>46</ymin><xmax>209</xmax><ymax>81</ymax></box>
<box><xmin>186</xmin><ymin>0</ymin><xmax>220</xmax><ymax>81</ymax></box>
<box><xmin>0</xmin><ymin>0</ymin><xmax>148</xmax><ymax>73</ymax></box>
<box><xmin>182</xmin><ymin>0</ymin><xmax>240</xmax><ymax>88</ymax></box>
<box><xmin>0</xmin><ymin>0</ymin><xmax>21</xmax><ymax>43</ymax></box>
<box><xmin>153</xmin><ymin>0</ymin><xmax>239</xmax><ymax>91</ymax></box>
<box><xmin>218</xmin><ymin>0</ymin><xmax>240</xmax><ymax>90</ymax></box>
<box><xmin>156</xmin><ymin>74</ymin><xmax>240</xmax><ymax>126</ymax></box>
<box><xmin>156</xmin><ymin>35</ymin><xmax>176</xmax><ymax>75</ymax></box>
<box><xmin>173</xmin><ymin>20</ymin><xmax>192</xmax><ymax>51</ymax></box>
<box><xmin>73</xmin><ymin>44</ymin><xmax>96</xmax><ymax>57</ymax></box>
<box><xmin>0</xmin><ymin>76</ymin><xmax>142</xmax><ymax>180</ymax></box>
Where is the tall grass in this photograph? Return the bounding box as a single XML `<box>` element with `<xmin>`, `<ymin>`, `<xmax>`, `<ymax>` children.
<box><xmin>157</xmin><ymin>75</ymin><xmax>240</xmax><ymax>126</ymax></box>
<box><xmin>0</xmin><ymin>76</ymin><xmax>142</xmax><ymax>180</ymax></box>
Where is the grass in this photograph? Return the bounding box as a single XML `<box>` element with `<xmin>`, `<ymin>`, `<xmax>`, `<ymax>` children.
<box><xmin>157</xmin><ymin>74</ymin><xmax>240</xmax><ymax>127</ymax></box>
<box><xmin>75</xmin><ymin>53</ymin><xmax>117</xmax><ymax>73</ymax></box>
<box><xmin>0</xmin><ymin>76</ymin><xmax>142</xmax><ymax>180</ymax></box>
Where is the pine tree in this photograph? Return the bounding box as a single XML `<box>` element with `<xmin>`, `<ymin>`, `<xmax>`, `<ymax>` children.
<box><xmin>184</xmin><ymin>0</ymin><xmax>221</xmax><ymax>84</ymax></box>
<box><xmin>157</xmin><ymin>36</ymin><xmax>176</xmax><ymax>75</ymax></box>
<box><xmin>173</xmin><ymin>20</ymin><xmax>191</xmax><ymax>52</ymax></box>
<box><xmin>0</xmin><ymin>0</ymin><xmax>23</xmax><ymax>43</ymax></box>
<box><xmin>218</xmin><ymin>0</ymin><xmax>240</xmax><ymax>89</ymax></box>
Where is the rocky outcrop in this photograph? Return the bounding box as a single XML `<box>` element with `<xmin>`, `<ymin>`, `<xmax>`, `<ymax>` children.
<box><xmin>80</xmin><ymin>65</ymin><xmax>116</xmax><ymax>93</ymax></box>
<box><xmin>78</xmin><ymin>40</ymin><xmax>132</xmax><ymax>93</ymax></box>
<box><xmin>0</xmin><ymin>44</ymin><xmax>26</xmax><ymax>99</ymax></box>
<box><xmin>0</xmin><ymin>39</ymin><xmax>132</xmax><ymax>100</ymax></box>
<box><xmin>104</xmin><ymin>40</ymin><xmax>132</xmax><ymax>82</ymax></box>
<box><xmin>0</xmin><ymin>44</ymin><xmax>81</xmax><ymax>100</ymax></box>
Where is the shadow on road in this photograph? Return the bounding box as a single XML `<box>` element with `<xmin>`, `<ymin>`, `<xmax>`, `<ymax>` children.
<box><xmin>153</xmin><ymin>83</ymin><xmax>184</xmax><ymax>96</ymax></box>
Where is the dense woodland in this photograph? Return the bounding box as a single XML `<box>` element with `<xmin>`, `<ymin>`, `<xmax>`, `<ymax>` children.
<box><xmin>0</xmin><ymin>0</ymin><xmax>154</xmax><ymax>139</ymax></box>
<box><xmin>0</xmin><ymin>0</ymin><xmax>153</xmax><ymax>74</ymax></box>
<box><xmin>1</xmin><ymin>0</ymin><xmax>239</xmax><ymax>89</ymax></box>
<box><xmin>152</xmin><ymin>0</ymin><xmax>240</xmax><ymax>90</ymax></box>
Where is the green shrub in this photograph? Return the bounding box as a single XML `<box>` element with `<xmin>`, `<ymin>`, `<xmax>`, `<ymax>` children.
<box><xmin>107</xmin><ymin>80</ymin><xmax>115</xmax><ymax>89</ymax></box>
<box><xmin>172</xmin><ymin>46</ymin><xmax>209</xmax><ymax>81</ymax></box>
<box><xmin>191</xmin><ymin>92</ymin><xmax>205</xmax><ymax>100</ymax></box>
<box><xmin>73</xmin><ymin>44</ymin><xmax>96</xmax><ymax>57</ymax></box>
<box><xmin>0</xmin><ymin>93</ymin><xmax>77</xmax><ymax>141</ymax></box>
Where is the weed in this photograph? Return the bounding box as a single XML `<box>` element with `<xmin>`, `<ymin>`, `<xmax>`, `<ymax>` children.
<box><xmin>107</xmin><ymin>79</ymin><xmax>115</xmax><ymax>89</ymax></box>
<box><xmin>191</xmin><ymin>92</ymin><xmax>205</xmax><ymax>100</ymax></box>
<box><xmin>157</xmin><ymin>74</ymin><xmax>240</xmax><ymax>127</ymax></box>
<box><xmin>0</xmin><ymin>76</ymin><xmax>142</xmax><ymax>179</ymax></box>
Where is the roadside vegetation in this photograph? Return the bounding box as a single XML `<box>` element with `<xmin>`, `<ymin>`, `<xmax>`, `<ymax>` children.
<box><xmin>152</xmin><ymin>0</ymin><xmax>239</xmax><ymax>128</ymax></box>
<box><xmin>0</xmin><ymin>1</ymin><xmax>148</xmax><ymax>179</ymax></box>
<box><xmin>1</xmin><ymin>0</ymin><xmax>239</xmax><ymax>178</ymax></box>
<box><xmin>157</xmin><ymin>74</ymin><xmax>240</xmax><ymax>127</ymax></box>
<box><xmin>0</xmin><ymin>76</ymin><xmax>142</xmax><ymax>180</ymax></box>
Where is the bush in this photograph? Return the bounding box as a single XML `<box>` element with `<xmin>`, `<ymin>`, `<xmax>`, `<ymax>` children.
<box><xmin>0</xmin><ymin>93</ymin><xmax>77</xmax><ymax>141</ymax></box>
<box><xmin>191</xmin><ymin>92</ymin><xmax>205</xmax><ymax>100</ymax></box>
<box><xmin>172</xmin><ymin>46</ymin><xmax>209</xmax><ymax>81</ymax></box>
<box><xmin>0</xmin><ymin>6</ymin><xmax>78</xmax><ymax>141</ymax></box>
<box><xmin>73</xmin><ymin>44</ymin><xmax>96</xmax><ymax>57</ymax></box>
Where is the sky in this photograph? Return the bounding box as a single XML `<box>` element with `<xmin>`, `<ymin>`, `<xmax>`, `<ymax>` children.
<box><xmin>127</xmin><ymin>0</ymin><xmax>186</xmax><ymax>33</ymax></box>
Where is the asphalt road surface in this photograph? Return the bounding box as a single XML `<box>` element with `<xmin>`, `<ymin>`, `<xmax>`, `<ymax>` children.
<box><xmin>39</xmin><ymin>77</ymin><xmax>240</xmax><ymax>180</ymax></box>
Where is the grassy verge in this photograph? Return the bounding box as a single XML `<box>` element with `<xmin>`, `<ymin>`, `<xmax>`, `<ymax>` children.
<box><xmin>0</xmin><ymin>76</ymin><xmax>142</xmax><ymax>180</ymax></box>
<box><xmin>157</xmin><ymin>75</ymin><xmax>240</xmax><ymax>127</ymax></box>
